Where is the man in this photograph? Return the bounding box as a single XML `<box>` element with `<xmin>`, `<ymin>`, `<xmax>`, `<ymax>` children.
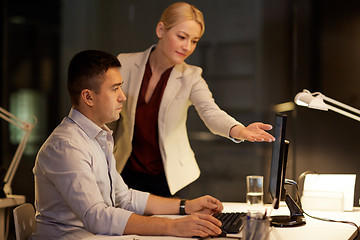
<box><xmin>32</xmin><ymin>50</ymin><xmax>223</xmax><ymax>239</ymax></box>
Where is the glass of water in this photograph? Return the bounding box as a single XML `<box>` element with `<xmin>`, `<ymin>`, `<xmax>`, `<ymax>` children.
<box><xmin>246</xmin><ymin>175</ymin><xmax>264</xmax><ymax>209</ymax></box>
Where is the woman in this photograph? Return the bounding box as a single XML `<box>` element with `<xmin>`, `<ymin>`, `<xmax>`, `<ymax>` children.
<box><xmin>109</xmin><ymin>2</ymin><xmax>275</xmax><ymax>197</ymax></box>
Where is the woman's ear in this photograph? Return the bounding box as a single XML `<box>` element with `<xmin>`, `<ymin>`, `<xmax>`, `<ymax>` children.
<box><xmin>81</xmin><ymin>89</ymin><xmax>94</xmax><ymax>107</ymax></box>
<box><xmin>156</xmin><ymin>22</ymin><xmax>165</xmax><ymax>39</ymax></box>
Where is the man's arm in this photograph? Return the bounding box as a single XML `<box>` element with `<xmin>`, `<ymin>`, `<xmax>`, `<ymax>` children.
<box><xmin>144</xmin><ymin>194</ymin><xmax>223</xmax><ymax>215</ymax></box>
<box><xmin>124</xmin><ymin>212</ymin><xmax>222</xmax><ymax>238</ymax></box>
<box><xmin>123</xmin><ymin>194</ymin><xmax>224</xmax><ymax>237</ymax></box>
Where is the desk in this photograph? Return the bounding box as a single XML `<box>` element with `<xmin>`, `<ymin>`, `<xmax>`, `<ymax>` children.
<box><xmin>85</xmin><ymin>202</ymin><xmax>360</xmax><ymax>240</ymax></box>
<box><xmin>225</xmin><ymin>202</ymin><xmax>360</xmax><ymax>240</ymax></box>
<box><xmin>0</xmin><ymin>194</ymin><xmax>25</xmax><ymax>240</ymax></box>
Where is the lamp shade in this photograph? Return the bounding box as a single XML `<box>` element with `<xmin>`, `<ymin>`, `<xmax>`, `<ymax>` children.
<box><xmin>294</xmin><ymin>89</ymin><xmax>328</xmax><ymax>111</ymax></box>
<box><xmin>294</xmin><ymin>89</ymin><xmax>360</xmax><ymax>122</ymax></box>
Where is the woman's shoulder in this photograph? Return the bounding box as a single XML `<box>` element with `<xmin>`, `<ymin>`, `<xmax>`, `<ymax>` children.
<box><xmin>117</xmin><ymin>45</ymin><xmax>153</xmax><ymax>62</ymax></box>
<box><xmin>180</xmin><ymin>62</ymin><xmax>203</xmax><ymax>77</ymax></box>
<box><xmin>117</xmin><ymin>50</ymin><xmax>143</xmax><ymax>62</ymax></box>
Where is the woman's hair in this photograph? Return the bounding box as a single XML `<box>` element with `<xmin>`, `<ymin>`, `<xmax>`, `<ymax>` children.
<box><xmin>159</xmin><ymin>2</ymin><xmax>205</xmax><ymax>37</ymax></box>
<box><xmin>67</xmin><ymin>50</ymin><xmax>121</xmax><ymax>106</ymax></box>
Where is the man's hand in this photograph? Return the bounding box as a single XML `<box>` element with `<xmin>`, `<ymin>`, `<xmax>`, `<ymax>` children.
<box><xmin>170</xmin><ymin>213</ymin><xmax>222</xmax><ymax>238</ymax></box>
<box><xmin>125</xmin><ymin>212</ymin><xmax>222</xmax><ymax>238</ymax></box>
<box><xmin>126</xmin><ymin>195</ymin><xmax>223</xmax><ymax>237</ymax></box>
<box><xmin>185</xmin><ymin>195</ymin><xmax>223</xmax><ymax>215</ymax></box>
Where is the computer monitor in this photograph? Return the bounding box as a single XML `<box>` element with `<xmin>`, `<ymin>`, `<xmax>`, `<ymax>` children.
<box><xmin>268</xmin><ymin>113</ymin><xmax>306</xmax><ymax>227</ymax></box>
<box><xmin>269</xmin><ymin>113</ymin><xmax>288</xmax><ymax>209</ymax></box>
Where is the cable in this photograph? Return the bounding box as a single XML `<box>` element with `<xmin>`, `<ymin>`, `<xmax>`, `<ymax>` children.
<box><xmin>297</xmin><ymin>170</ymin><xmax>318</xmax><ymax>185</ymax></box>
<box><xmin>302</xmin><ymin>211</ymin><xmax>359</xmax><ymax>239</ymax></box>
<box><xmin>287</xmin><ymin>178</ymin><xmax>360</xmax><ymax>239</ymax></box>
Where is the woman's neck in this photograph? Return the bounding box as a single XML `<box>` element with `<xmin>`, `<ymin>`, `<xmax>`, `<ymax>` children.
<box><xmin>149</xmin><ymin>46</ymin><xmax>174</xmax><ymax>74</ymax></box>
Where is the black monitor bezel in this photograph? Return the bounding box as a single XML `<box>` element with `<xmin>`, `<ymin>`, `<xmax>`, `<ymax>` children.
<box><xmin>269</xmin><ymin>113</ymin><xmax>287</xmax><ymax>209</ymax></box>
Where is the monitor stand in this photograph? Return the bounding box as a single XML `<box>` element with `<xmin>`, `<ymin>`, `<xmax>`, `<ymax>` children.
<box><xmin>270</xmin><ymin>194</ymin><xmax>306</xmax><ymax>227</ymax></box>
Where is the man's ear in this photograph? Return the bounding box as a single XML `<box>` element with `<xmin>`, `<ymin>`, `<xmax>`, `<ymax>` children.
<box><xmin>156</xmin><ymin>22</ymin><xmax>165</xmax><ymax>39</ymax></box>
<box><xmin>81</xmin><ymin>89</ymin><xmax>94</xmax><ymax>107</ymax></box>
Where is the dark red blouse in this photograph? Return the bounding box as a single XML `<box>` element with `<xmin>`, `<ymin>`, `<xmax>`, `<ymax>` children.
<box><xmin>126</xmin><ymin>60</ymin><xmax>173</xmax><ymax>175</ymax></box>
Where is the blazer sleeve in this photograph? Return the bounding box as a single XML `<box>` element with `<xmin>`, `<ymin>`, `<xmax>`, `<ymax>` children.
<box><xmin>187</xmin><ymin>66</ymin><xmax>244</xmax><ymax>140</ymax></box>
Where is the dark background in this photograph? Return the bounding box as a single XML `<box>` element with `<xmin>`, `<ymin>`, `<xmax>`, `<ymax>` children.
<box><xmin>1</xmin><ymin>0</ymin><xmax>360</xmax><ymax>239</ymax></box>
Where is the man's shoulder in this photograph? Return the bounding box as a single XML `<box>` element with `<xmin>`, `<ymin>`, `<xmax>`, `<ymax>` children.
<box><xmin>36</xmin><ymin>118</ymin><xmax>92</xmax><ymax>164</ymax></box>
<box><xmin>45</xmin><ymin>118</ymin><xmax>86</xmax><ymax>148</ymax></box>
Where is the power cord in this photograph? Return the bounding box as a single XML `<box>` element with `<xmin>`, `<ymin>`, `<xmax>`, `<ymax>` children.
<box><xmin>287</xmin><ymin>178</ymin><xmax>360</xmax><ymax>239</ymax></box>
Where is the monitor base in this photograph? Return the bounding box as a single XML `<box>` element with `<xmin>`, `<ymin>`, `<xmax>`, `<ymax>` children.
<box><xmin>270</xmin><ymin>215</ymin><xmax>306</xmax><ymax>227</ymax></box>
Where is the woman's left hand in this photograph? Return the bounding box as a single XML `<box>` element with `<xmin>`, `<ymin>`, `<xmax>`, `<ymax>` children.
<box><xmin>230</xmin><ymin>123</ymin><xmax>275</xmax><ymax>142</ymax></box>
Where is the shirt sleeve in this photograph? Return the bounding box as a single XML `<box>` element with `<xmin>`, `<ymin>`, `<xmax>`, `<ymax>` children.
<box><xmin>37</xmin><ymin>138</ymin><xmax>143</xmax><ymax>235</ymax></box>
<box><xmin>112</xmin><ymin>159</ymin><xmax>150</xmax><ymax>215</ymax></box>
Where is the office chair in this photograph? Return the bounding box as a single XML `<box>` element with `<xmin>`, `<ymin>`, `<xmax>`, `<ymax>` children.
<box><xmin>13</xmin><ymin>203</ymin><xmax>36</xmax><ymax>240</ymax></box>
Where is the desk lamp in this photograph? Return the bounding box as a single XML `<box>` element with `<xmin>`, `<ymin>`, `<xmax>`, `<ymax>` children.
<box><xmin>294</xmin><ymin>89</ymin><xmax>360</xmax><ymax>122</ymax></box>
<box><xmin>0</xmin><ymin>106</ymin><xmax>36</xmax><ymax>198</ymax></box>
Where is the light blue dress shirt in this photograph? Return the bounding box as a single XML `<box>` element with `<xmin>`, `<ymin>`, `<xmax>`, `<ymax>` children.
<box><xmin>32</xmin><ymin>108</ymin><xmax>150</xmax><ymax>239</ymax></box>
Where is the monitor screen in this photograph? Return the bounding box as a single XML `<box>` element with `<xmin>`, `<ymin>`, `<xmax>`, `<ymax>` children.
<box><xmin>269</xmin><ymin>113</ymin><xmax>288</xmax><ymax>209</ymax></box>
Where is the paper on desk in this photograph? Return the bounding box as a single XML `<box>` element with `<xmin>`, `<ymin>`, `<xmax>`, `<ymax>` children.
<box><xmin>302</xmin><ymin>174</ymin><xmax>356</xmax><ymax>211</ymax></box>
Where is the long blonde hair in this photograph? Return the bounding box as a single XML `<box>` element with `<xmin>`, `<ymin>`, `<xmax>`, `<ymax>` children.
<box><xmin>159</xmin><ymin>2</ymin><xmax>205</xmax><ymax>37</ymax></box>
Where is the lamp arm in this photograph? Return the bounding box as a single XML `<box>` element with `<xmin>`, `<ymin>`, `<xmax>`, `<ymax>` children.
<box><xmin>327</xmin><ymin>105</ymin><xmax>360</xmax><ymax>122</ymax></box>
<box><xmin>0</xmin><ymin>106</ymin><xmax>36</xmax><ymax>196</ymax></box>
<box><xmin>0</xmin><ymin>112</ymin><xmax>24</xmax><ymax>130</ymax></box>
<box><xmin>323</xmin><ymin>95</ymin><xmax>360</xmax><ymax>115</ymax></box>
<box><xmin>3</xmin><ymin>129</ymin><xmax>32</xmax><ymax>195</ymax></box>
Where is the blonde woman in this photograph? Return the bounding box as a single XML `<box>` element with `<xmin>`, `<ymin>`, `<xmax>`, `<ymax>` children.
<box><xmin>110</xmin><ymin>2</ymin><xmax>275</xmax><ymax>197</ymax></box>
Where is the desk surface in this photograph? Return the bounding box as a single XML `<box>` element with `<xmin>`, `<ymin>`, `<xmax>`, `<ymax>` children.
<box><xmin>85</xmin><ymin>202</ymin><xmax>360</xmax><ymax>240</ymax></box>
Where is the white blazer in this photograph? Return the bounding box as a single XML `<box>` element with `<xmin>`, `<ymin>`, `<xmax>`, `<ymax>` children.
<box><xmin>110</xmin><ymin>45</ymin><xmax>243</xmax><ymax>194</ymax></box>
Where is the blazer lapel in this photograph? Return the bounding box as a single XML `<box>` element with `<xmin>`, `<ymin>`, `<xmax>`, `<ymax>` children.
<box><xmin>126</xmin><ymin>47</ymin><xmax>153</xmax><ymax>132</ymax></box>
<box><xmin>158</xmin><ymin>63</ymin><xmax>183</xmax><ymax>125</ymax></box>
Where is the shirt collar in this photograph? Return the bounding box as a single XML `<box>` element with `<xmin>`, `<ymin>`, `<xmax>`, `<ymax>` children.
<box><xmin>68</xmin><ymin>108</ymin><xmax>111</xmax><ymax>139</ymax></box>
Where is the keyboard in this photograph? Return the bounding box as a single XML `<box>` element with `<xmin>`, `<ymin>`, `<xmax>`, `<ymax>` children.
<box><xmin>213</xmin><ymin>212</ymin><xmax>246</xmax><ymax>234</ymax></box>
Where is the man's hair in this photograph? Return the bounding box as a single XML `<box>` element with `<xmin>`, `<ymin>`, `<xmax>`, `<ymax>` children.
<box><xmin>67</xmin><ymin>50</ymin><xmax>121</xmax><ymax>106</ymax></box>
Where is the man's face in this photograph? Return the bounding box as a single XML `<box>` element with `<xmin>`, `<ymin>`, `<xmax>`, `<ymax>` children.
<box><xmin>92</xmin><ymin>67</ymin><xmax>126</xmax><ymax>127</ymax></box>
